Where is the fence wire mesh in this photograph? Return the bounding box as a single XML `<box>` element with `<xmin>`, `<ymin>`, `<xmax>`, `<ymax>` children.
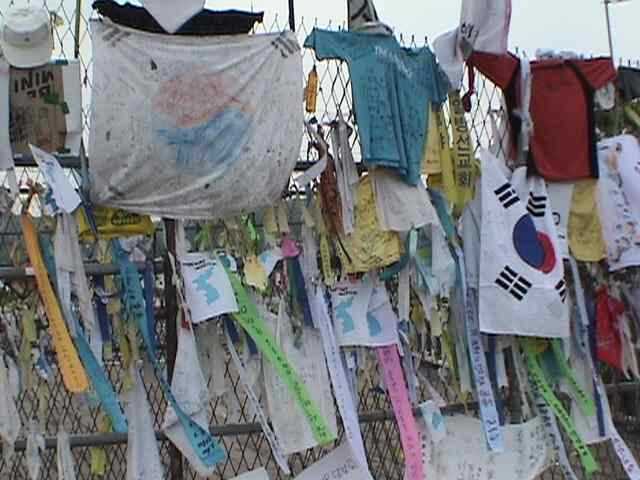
<box><xmin>0</xmin><ymin>2</ymin><xmax>639</xmax><ymax>479</ymax></box>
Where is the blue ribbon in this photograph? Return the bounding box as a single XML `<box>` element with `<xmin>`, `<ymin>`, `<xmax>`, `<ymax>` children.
<box><xmin>73</xmin><ymin>321</ymin><xmax>128</xmax><ymax>433</ymax></box>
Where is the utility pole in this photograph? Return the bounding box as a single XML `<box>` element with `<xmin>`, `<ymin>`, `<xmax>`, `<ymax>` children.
<box><xmin>288</xmin><ymin>0</ymin><xmax>295</xmax><ymax>31</ymax></box>
<box><xmin>604</xmin><ymin>0</ymin><xmax>615</xmax><ymax>59</ymax></box>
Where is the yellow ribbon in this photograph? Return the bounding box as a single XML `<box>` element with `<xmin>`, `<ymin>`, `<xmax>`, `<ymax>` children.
<box><xmin>20</xmin><ymin>214</ymin><xmax>89</xmax><ymax>393</ymax></box>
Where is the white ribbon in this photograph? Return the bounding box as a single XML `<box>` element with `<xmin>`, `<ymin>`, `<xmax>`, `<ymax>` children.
<box><xmin>226</xmin><ymin>331</ymin><xmax>291</xmax><ymax>474</ymax></box>
<box><xmin>57</xmin><ymin>430</ymin><xmax>77</xmax><ymax>480</ymax></box>
<box><xmin>26</xmin><ymin>422</ymin><xmax>45</xmax><ymax>480</ymax></box>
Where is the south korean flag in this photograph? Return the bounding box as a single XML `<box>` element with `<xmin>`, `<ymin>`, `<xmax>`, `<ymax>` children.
<box><xmin>478</xmin><ymin>150</ymin><xmax>569</xmax><ymax>338</ymax></box>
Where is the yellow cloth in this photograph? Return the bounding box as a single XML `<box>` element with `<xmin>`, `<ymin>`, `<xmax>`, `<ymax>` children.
<box><xmin>426</xmin><ymin>106</ymin><xmax>452</xmax><ymax>192</ymax></box>
<box><xmin>337</xmin><ymin>175</ymin><xmax>402</xmax><ymax>273</ymax></box>
<box><xmin>568</xmin><ymin>180</ymin><xmax>606</xmax><ymax>262</ymax></box>
<box><xmin>428</xmin><ymin>92</ymin><xmax>475</xmax><ymax>216</ymax></box>
<box><xmin>76</xmin><ymin>205</ymin><xmax>154</xmax><ymax>240</ymax></box>
<box><xmin>421</xmin><ymin>104</ymin><xmax>444</xmax><ymax>175</ymax></box>
<box><xmin>449</xmin><ymin>91</ymin><xmax>475</xmax><ymax>216</ymax></box>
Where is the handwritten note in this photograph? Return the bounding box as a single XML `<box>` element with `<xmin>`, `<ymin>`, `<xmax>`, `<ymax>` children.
<box><xmin>181</xmin><ymin>252</ymin><xmax>238</xmax><ymax>323</ymax></box>
<box><xmin>294</xmin><ymin>443</ymin><xmax>370</xmax><ymax>480</ymax></box>
<box><xmin>337</xmin><ymin>176</ymin><xmax>402</xmax><ymax>273</ymax></box>
<box><xmin>30</xmin><ymin>145</ymin><xmax>81</xmax><ymax>213</ymax></box>
<box><xmin>376</xmin><ymin>345</ymin><xmax>423</xmax><ymax>480</ymax></box>
<box><xmin>422</xmin><ymin>415</ymin><xmax>552</xmax><ymax>480</ymax></box>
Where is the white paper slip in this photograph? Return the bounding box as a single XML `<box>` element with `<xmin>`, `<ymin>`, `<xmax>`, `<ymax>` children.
<box><xmin>258</xmin><ymin>247</ymin><xmax>283</xmax><ymax>277</ymax></box>
<box><xmin>30</xmin><ymin>144</ymin><xmax>81</xmax><ymax>213</ymax></box>
<box><xmin>294</xmin><ymin>443</ymin><xmax>371</xmax><ymax>480</ymax></box>
<box><xmin>180</xmin><ymin>252</ymin><xmax>238</xmax><ymax>323</ymax></box>
<box><xmin>332</xmin><ymin>277</ymin><xmax>399</xmax><ymax>347</ymax></box>
<box><xmin>232</xmin><ymin>468</ymin><xmax>271</xmax><ymax>480</ymax></box>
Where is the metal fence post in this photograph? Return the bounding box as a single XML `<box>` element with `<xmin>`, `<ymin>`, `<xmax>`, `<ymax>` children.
<box><xmin>288</xmin><ymin>0</ymin><xmax>295</xmax><ymax>31</ymax></box>
<box><xmin>164</xmin><ymin>219</ymin><xmax>183</xmax><ymax>480</ymax></box>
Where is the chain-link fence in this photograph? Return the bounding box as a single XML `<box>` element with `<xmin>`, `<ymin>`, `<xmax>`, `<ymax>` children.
<box><xmin>0</xmin><ymin>1</ymin><xmax>639</xmax><ymax>479</ymax></box>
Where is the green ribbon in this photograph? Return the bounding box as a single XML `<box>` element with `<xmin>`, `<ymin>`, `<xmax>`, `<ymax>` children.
<box><xmin>551</xmin><ymin>339</ymin><xmax>596</xmax><ymax>418</ymax></box>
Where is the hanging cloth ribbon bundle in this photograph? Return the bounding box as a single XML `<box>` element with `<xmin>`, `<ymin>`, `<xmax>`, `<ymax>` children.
<box><xmin>223</xmin><ymin>265</ymin><xmax>336</xmax><ymax>446</ymax></box>
<box><xmin>20</xmin><ymin>213</ymin><xmax>89</xmax><ymax>393</ymax></box>
<box><xmin>112</xmin><ymin>240</ymin><xmax>226</xmax><ymax>468</ymax></box>
<box><xmin>522</xmin><ymin>339</ymin><xmax>599</xmax><ymax>475</ymax></box>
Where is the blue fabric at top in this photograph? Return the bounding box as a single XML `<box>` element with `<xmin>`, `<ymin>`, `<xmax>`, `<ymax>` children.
<box><xmin>304</xmin><ymin>28</ymin><xmax>449</xmax><ymax>185</ymax></box>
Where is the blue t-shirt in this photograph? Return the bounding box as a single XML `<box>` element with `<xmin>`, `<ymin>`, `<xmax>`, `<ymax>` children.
<box><xmin>304</xmin><ymin>28</ymin><xmax>449</xmax><ymax>185</ymax></box>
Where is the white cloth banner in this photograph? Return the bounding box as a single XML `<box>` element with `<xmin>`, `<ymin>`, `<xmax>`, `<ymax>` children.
<box><xmin>180</xmin><ymin>252</ymin><xmax>238</xmax><ymax>323</ymax></box>
<box><xmin>89</xmin><ymin>20</ymin><xmax>303</xmax><ymax>219</ymax></box>
<box><xmin>459</xmin><ymin>0</ymin><xmax>512</xmax><ymax>56</ymax></box>
<box><xmin>596</xmin><ymin>135</ymin><xmax>640</xmax><ymax>271</ymax></box>
<box><xmin>422</xmin><ymin>415</ymin><xmax>552</xmax><ymax>480</ymax></box>
<box><xmin>479</xmin><ymin>150</ymin><xmax>569</xmax><ymax>338</ymax></box>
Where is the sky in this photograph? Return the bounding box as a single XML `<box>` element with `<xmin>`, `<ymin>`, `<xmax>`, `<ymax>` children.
<box><xmin>206</xmin><ymin>0</ymin><xmax>640</xmax><ymax>63</ymax></box>
<box><xmin>3</xmin><ymin>0</ymin><xmax>638</xmax><ymax>63</ymax></box>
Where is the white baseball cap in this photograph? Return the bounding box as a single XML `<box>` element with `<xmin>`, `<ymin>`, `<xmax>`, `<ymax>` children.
<box><xmin>0</xmin><ymin>6</ymin><xmax>53</xmax><ymax>68</ymax></box>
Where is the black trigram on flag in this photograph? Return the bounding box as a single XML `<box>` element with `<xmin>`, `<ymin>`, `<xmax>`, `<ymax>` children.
<box><xmin>271</xmin><ymin>34</ymin><xmax>300</xmax><ymax>58</ymax></box>
<box><xmin>495</xmin><ymin>266</ymin><xmax>532</xmax><ymax>301</ymax></box>
<box><xmin>494</xmin><ymin>183</ymin><xmax>519</xmax><ymax>209</ymax></box>
<box><xmin>527</xmin><ymin>193</ymin><xmax>547</xmax><ymax>218</ymax></box>
<box><xmin>555</xmin><ymin>279</ymin><xmax>567</xmax><ymax>302</ymax></box>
